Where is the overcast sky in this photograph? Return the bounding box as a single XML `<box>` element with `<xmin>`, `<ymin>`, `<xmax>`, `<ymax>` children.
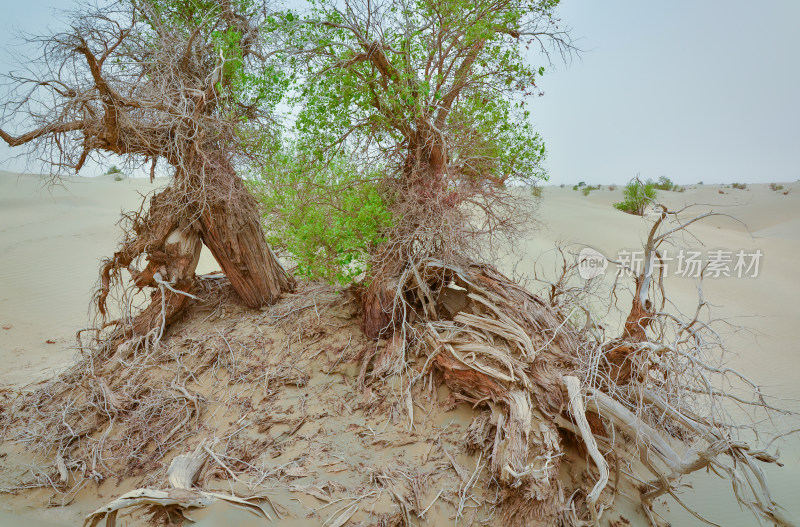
<box><xmin>1</xmin><ymin>0</ymin><xmax>798</xmax><ymax>184</ymax></box>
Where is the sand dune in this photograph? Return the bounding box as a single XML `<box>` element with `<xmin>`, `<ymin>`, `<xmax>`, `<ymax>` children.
<box><xmin>0</xmin><ymin>171</ymin><xmax>219</xmax><ymax>386</ymax></box>
<box><xmin>1</xmin><ymin>173</ymin><xmax>798</xmax><ymax>525</ymax></box>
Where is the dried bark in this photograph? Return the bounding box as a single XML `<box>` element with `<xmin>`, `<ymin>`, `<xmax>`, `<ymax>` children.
<box><xmin>197</xmin><ymin>173</ymin><xmax>293</xmax><ymax>309</ymax></box>
<box><xmin>361</xmin><ymin>277</ymin><xmax>399</xmax><ymax>340</ymax></box>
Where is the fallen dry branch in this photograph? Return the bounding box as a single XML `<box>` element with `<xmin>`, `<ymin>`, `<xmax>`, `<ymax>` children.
<box><xmin>84</xmin><ymin>441</ymin><xmax>269</xmax><ymax>527</ymax></box>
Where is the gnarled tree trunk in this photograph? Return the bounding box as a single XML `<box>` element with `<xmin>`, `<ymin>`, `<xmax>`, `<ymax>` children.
<box><xmin>197</xmin><ymin>171</ymin><xmax>293</xmax><ymax>308</ymax></box>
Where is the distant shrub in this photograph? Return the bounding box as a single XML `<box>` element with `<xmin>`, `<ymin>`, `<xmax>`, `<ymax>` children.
<box><xmin>697</xmin><ymin>181</ymin><xmax>704</xmax><ymax>185</ymax></box>
<box><xmin>614</xmin><ymin>180</ymin><xmax>657</xmax><ymax>215</ymax></box>
<box><xmin>559</xmin><ymin>183</ymin><xmax>565</xmax><ymax>188</ymax></box>
<box><xmin>674</xmin><ymin>185</ymin><xmax>686</xmax><ymax>192</ymax></box>
<box><xmin>581</xmin><ymin>185</ymin><xmax>600</xmax><ymax>196</ymax></box>
<box><xmin>732</xmin><ymin>183</ymin><xmax>747</xmax><ymax>190</ymax></box>
<box><xmin>577</xmin><ymin>181</ymin><xmax>586</xmax><ymax>187</ymax></box>
<box><xmin>769</xmin><ymin>183</ymin><xmax>784</xmax><ymax>192</ymax></box>
<box><xmin>106</xmin><ymin>165</ymin><xmax>124</xmax><ymax>180</ymax></box>
<box><xmin>608</xmin><ymin>184</ymin><xmax>617</xmax><ymax>191</ymax></box>
<box><xmin>653</xmin><ymin>176</ymin><xmax>674</xmax><ymax>191</ymax></box>
<box><xmin>572</xmin><ymin>185</ymin><xmax>579</xmax><ymax>191</ymax></box>
<box><xmin>531</xmin><ymin>185</ymin><xmax>543</xmax><ymax>198</ymax></box>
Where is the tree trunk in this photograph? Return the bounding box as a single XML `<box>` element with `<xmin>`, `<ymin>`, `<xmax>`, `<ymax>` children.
<box><xmin>197</xmin><ymin>174</ymin><xmax>294</xmax><ymax>308</ymax></box>
<box><xmin>362</xmin><ymin>276</ymin><xmax>398</xmax><ymax>340</ymax></box>
<box><xmin>132</xmin><ymin>226</ymin><xmax>202</xmax><ymax>336</ymax></box>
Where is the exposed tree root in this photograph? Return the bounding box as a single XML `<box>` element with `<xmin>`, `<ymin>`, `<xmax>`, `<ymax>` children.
<box><xmin>84</xmin><ymin>441</ymin><xmax>269</xmax><ymax>527</ymax></box>
<box><xmin>359</xmin><ymin>253</ymin><xmax>795</xmax><ymax>526</ymax></box>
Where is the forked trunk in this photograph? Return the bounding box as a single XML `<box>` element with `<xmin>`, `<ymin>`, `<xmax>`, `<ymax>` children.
<box><xmin>103</xmin><ymin>170</ymin><xmax>293</xmax><ymax>339</ymax></box>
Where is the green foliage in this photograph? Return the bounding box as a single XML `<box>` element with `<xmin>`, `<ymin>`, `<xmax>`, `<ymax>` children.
<box><xmin>277</xmin><ymin>0</ymin><xmax>558</xmax><ymax>185</ymax></box>
<box><xmin>732</xmin><ymin>182</ymin><xmax>747</xmax><ymax>190</ymax></box>
<box><xmin>653</xmin><ymin>176</ymin><xmax>674</xmax><ymax>191</ymax></box>
<box><xmin>531</xmin><ymin>185</ymin><xmax>543</xmax><ymax>198</ymax></box>
<box><xmin>105</xmin><ymin>165</ymin><xmax>121</xmax><ymax>175</ymax></box>
<box><xmin>210</xmin><ymin>28</ymin><xmax>290</xmax><ymax>117</ymax></box>
<box><xmin>614</xmin><ymin>179</ymin><xmax>657</xmax><ymax>215</ymax></box>
<box><xmin>139</xmin><ymin>0</ymin><xmax>289</xmax><ymax>151</ymax></box>
<box><xmin>255</xmin><ymin>152</ymin><xmax>393</xmax><ymax>285</ymax></box>
<box><xmin>581</xmin><ymin>185</ymin><xmax>600</xmax><ymax>196</ymax></box>
<box><xmin>144</xmin><ymin>0</ymin><xmax>259</xmax><ymax>32</ymax></box>
<box><xmin>770</xmin><ymin>183</ymin><xmax>784</xmax><ymax>191</ymax></box>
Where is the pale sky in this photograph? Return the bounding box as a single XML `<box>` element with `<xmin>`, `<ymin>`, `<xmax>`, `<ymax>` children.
<box><xmin>1</xmin><ymin>0</ymin><xmax>798</xmax><ymax>184</ymax></box>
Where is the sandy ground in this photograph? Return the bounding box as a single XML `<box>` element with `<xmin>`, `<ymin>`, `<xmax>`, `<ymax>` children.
<box><xmin>0</xmin><ymin>171</ymin><xmax>219</xmax><ymax>386</ymax></box>
<box><xmin>1</xmin><ymin>172</ymin><xmax>799</xmax><ymax>525</ymax></box>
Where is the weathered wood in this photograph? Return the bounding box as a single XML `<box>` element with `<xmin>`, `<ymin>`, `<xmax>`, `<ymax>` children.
<box><xmin>198</xmin><ymin>184</ymin><xmax>293</xmax><ymax>309</ymax></box>
<box><xmin>132</xmin><ymin>226</ymin><xmax>201</xmax><ymax>336</ymax></box>
<box><xmin>361</xmin><ymin>277</ymin><xmax>398</xmax><ymax>339</ymax></box>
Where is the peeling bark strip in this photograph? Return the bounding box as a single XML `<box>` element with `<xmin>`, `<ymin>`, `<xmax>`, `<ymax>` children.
<box><xmin>131</xmin><ymin>226</ymin><xmax>201</xmax><ymax>336</ymax></box>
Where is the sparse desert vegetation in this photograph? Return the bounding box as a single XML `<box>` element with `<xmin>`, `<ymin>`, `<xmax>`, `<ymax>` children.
<box><xmin>614</xmin><ymin>179</ymin><xmax>657</xmax><ymax>215</ymax></box>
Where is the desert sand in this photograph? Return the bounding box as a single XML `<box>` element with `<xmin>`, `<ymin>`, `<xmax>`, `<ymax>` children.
<box><xmin>0</xmin><ymin>171</ymin><xmax>220</xmax><ymax>386</ymax></box>
<box><xmin>1</xmin><ymin>172</ymin><xmax>798</xmax><ymax>525</ymax></box>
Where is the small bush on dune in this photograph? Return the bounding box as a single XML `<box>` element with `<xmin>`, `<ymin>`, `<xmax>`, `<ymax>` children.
<box><xmin>732</xmin><ymin>182</ymin><xmax>747</xmax><ymax>190</ymax></box>
<box><xmin>614</xmin><ymin>179</ymin><xmax>657</xmax><ymax>215</ymax></box>
<box><xmin>770</xmin><ymin>183</ymin><xmax>784</xmax><ymax>192</ymax></box>
<box><xmin>531</xmin><ymin>185</ymin><xmax>543</xmax><ymax>198</ymax></box>
<box><xmin>608</xmin><ymin>184</ymin><xmax>617</xmax><ymax>191</ymax></box>
<box><xmin>106</xmin><ymin>165</ymin><xmax>124</xmax><ymax>181</ymax></box>
<box><xmin>653</xmin><ymin>175</ymin><xmax>674</xmax><ymax>191</ymax></box>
